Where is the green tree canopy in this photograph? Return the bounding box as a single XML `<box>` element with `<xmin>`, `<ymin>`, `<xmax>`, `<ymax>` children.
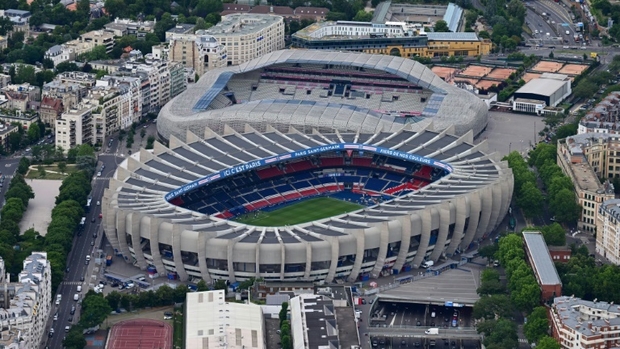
<box><xmin>434</xmin><ymin>19</ymin><xmax>450</xmax><ymax>32</ymax></box>
<box><xmin>80</xmin><ymin>293</ymin><xmax>112</xmax><ymax>328</ymax></box>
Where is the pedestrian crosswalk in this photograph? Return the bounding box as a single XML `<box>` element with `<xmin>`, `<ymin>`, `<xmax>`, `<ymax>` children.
<box><xmin>94</xmin><ymin>177</ymin><xmax>111</xmax><ymax>180</ymax></box>
<box><xmin>62</xmin><ymin>281</ymin><xmax>83</xmax><ymax>286</ymax></box>
<box><xmin>519</xmin><ymin>339</ymin><xmax>528</xmax><ymax>343</ymax></box>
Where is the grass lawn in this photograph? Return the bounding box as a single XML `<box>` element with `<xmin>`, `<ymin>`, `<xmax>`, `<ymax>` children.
<box><xmin>235</xmin><ymin>197</ymin><xmax>363</xmax><ymax>226</ymax></box>
<box><xmin>25</xmin><ymin>163</ymin><xmax>79</xmax><ymax>180</ymax></box>
<box><xmin>173</xmin><ymin>307</ymin><xmax>184</xmax><ymax>349</ymax></box>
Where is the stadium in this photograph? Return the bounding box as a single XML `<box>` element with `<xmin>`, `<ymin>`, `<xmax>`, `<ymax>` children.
<box><xmin>156</xmin><ymin>50</ymin><xmax>490</xmax><ymax>142</ymax></box>
<box><xmin>102</xmin><ymin>124</ymin><xmax>513</xmax><ymax>284</ymax></box>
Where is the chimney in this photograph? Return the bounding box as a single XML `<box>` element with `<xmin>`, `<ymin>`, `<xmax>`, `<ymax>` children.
<box><xmin>588</xmin><ymin>322</ymin><xmax>593</xmax><ymax>330</ymax></box>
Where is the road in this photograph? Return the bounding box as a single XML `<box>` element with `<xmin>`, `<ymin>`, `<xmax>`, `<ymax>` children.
<box><xmin>41</xmin><ymin>138</ymin><xmax>123</xmax><ymax>349</ymax></box>
<box><xmin>0</xmin><ymin>157</ymin><xmax>21</xmax><ymax>207</ymax></box>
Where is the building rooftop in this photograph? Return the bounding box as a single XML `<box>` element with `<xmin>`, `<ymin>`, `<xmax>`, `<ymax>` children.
<box><xmin>563</xmin><ymin>133</ymin><xmax>617</xmax><ymax>193</ymax></box>
<box><xmin>290</xmin><ymin>294</ymin><xmax>339</xmax><ymax>349</ymax></box>
<box><xmin>166</xmin><ymin>23</ymin><xmax>195</xmax><ymax>34</ymax></box>
<box><xmin>515</xmin><ymin>74</ymin><xmax>569</xmax><ymax>97</ymax></box>
<box><xmin>523</xmin><ymin>231</ymin><xmax>562</xmax><ymax>286</ymax></box>
<box><xmin>202</xmin><ymin>13</ymin><xmax>282</xmax><ymax>37</ymax></box>
<box><xmin>185</xmin><ymin>290</ymin><xmax>265</xmax><ymax>349</ymax></box>
<box><xmin>426</xmin><ymin>32</ymin><xmax>479</xmax><ymax>41</ymax></box>
<box><xmin>553</xmin><ymin>296</ymin><xmax>620</xmax><ymax>337</ymax></box>
<box><xmin>600</xmin><ymin>198</ymin><xmax>620</xmax><ymax>220</ymax></box>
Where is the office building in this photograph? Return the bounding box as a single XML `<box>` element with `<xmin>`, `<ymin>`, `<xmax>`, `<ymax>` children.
<box><xmin>557</xmin><ymin>133</ymin><xmax>616</xmax><ymax>232</ymax></box>
<box><xmin>0</xmin><ymin>252</ymin><xmax>52</xmax><ymax>349</ymax></box>
<box><xmin>185</xmin><ymin>290</ymin><xmax>266</xmax><ymax>349</ymax></box>
<box><xmin>596</xmin><ymin>199</ymin><xmax>620</xmax><ymax>265</ymax></box>
<box><xmin>168</xmin><ymin>32</ymin><xmax>227</xmax><ymax>77</ymax></box>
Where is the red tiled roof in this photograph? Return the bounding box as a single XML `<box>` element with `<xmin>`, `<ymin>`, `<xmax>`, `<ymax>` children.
<box><xmin>249</xmin><ymin>5</ymin><xmax>294</xmax><ymax>15</ymax></box>
<box><xmin>41</xmin><ymin>96</ymin><xmax>63</xmax><ymax>110</ymax></box>
<box><xmin>223</xmin><ymin>4</ymin><xmax>250</xmax><ymax>11</ymax></box>
<box><xmin>294</xmin><ymin>7</ymin><xmax>329</xmax><ymax>16</ymax></box>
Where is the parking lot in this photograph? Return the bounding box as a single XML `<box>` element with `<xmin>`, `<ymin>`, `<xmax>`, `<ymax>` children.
<box><xmin>370</xmin><ymin>336</ymin><xmax>480</xmax><ymax>349</ymax></box>
<box><xmin>369</xmin><ymin>302</ymin><xmax>473</xmax><ymax>329</ymax></box>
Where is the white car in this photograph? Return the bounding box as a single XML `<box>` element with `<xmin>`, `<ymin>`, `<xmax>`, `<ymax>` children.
<box><xmin>97</xmin><ymin>172</ymin><xmax>102</xmax><ymax>177</ymax></box>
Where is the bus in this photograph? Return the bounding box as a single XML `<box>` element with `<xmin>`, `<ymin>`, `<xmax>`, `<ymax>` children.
<box><xmin>85</xmin><ymin>197</ymin><xmax>92</xmax><ymax>212</ymax></box>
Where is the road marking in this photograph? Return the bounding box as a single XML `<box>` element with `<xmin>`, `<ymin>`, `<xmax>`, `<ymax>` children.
<box><xmin>519</xmin><ymin>339</ymin><xmax>528</xmax><ymax>343</ymax></box>
<box><xmin>61</xmin><ymin>281</ymin><xmax>83</xmax><ymax>286</ymax></box>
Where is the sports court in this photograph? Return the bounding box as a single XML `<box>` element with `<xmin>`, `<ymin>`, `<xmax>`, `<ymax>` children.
<box><xmin>558</xmin><ymin>63</ymin><xmax>589</xmax><ymax>76</ymax></box>
<box><xmin>486</xmin><ymin>68</ymin><xmax>516</xmax><ymax>80</ymax></box>
<box><xmin>522</xmin><ymin>72</ymin><xmax>542</xmax><ymax>83</ymax></box>
<box><xmin>460</xmin><ymin>65</ymin><xmax>492</xmax><ymax>77</ymax></box>
<box><xmin>475</xmin><ymin>80</ymin><xmax>500</xmax><ymax>90</ymax></box>
<box><xmin>431</xmin><ymin>66</ymin><xmax>458</xmax><ymax>80</ymax></box>
<box><xmin>106</xmin><ymin>319</ymin><xmax>172</xmax><ymax>349</ymax></box>
<box><xmin>531</xmin><ymin>61</ymin><xmax>563</xmax><ymax>73</ymax></box>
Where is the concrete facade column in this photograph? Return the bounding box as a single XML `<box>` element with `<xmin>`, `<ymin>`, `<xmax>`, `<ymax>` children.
<box><xmin>412</xmin><ymin>208</ymin><xmax>432</xmax><ymax>268</ymax></box>
<box><xmin>430</xmin><ymin>201</ymin><xmax>452</xmax><ymax>261</ymax></box>
<box><xmin>392</xmin><ymin>216</ymin><xmax>411</xmax><ymax>272</ymax></box>
<box><xmin>325</xmin><ymin>237</ymin><xmax>340</xmax><ymax>283</ymax></box>
<box><xmin>227</xmin><ymin>239</ymin><xmax>238</xmax><ymax>284</ymax></box>
<box><xmin>171</xmin><ymin>223</ymin><xmax>189</xmax><ymax>282</ymax></box>
<box><xmin>196</xmin><ymin>228</ymin><xmax>213</xmax><ymax>283</ymax></box>
<box><xmin>460</xmin><ymin>191</ymin><xmax>481</xmax><ymax>250</ymax></box>
<box><xmin>130</xmin><ymin>213</ymin><xmax>147</xmax><ymax>270</ymax></box>
<box><xmin>347</xmin><ymin>228</ymin><xmax>367</xmax><ymax>282</ymax></box>
<box><xmin>115</xmin><ymin>211</ymin><xmax>131</xmax><ymax>263</ymax></box>
<box><xmin>148</xmin><ymin>217</ymin><xmax>166</xmax><ymax>276</ymax></box>
<box><xmin>445</xmin><ymin>196</ymin><xmax>468</xmax><ymax>256</ymax></box>
<box><xmin>475</xmin><ymin>187</ymin><xmax>493</xmax><ymax>241</ymax></box>
<box><xmin>370</xmin><ymin>222</ymin><xmax>391</xmax><ymax>278</ymax></box>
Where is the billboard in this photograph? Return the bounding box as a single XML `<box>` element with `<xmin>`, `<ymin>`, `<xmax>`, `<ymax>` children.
<box><xmin>164</xmin><ymin>143</ymin><xmax>454</xmax><ymax>201</ymax></box>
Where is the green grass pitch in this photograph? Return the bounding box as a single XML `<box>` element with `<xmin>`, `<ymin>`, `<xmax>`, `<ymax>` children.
<box><xmin>235</xmin><ymin>197</ymin><xmax>364</xmax><ymax>226</ymax></box>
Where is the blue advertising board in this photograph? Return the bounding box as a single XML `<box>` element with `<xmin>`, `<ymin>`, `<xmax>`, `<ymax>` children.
<box><xmin>164</xmin><ymin>143</ymin><xmax>453</xmax><ymax>201</ymax></box>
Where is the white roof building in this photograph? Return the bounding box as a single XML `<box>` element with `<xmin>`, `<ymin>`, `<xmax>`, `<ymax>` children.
<box><xmin>185</xmin><ymin>290</ymin><xmax>266</xmax><ymax>349</ymax></box>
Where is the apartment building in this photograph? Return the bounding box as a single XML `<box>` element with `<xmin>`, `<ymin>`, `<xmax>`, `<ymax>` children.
<box><xmin>56</xmin><ymin>71</ymin><xmax>97</xmax><ymax>87</ymax></box>
<box><xmin>202</xmin><ymin>14</ymin><xmax>285</xmax><ymax>67</ymax></box>
<box><xmin>42</xmin><ymin>80</ymin><xmax>89</xmax><ymax>117</ymax></box>
<box><xmin>579</xmin><ymin>91</ymin><xmax>620</xmax><ymax>135</ymax></box>
<box><xmin>39</xmin><ymin>96</ymin><xmax>63</xmax><ymax>127</ymax></box>
<box><xmin>55</xmin><ymin>106</ymin><xmax>93</xmax><ymax>150</ymax></box>
<box><xmin>47</xmin><ymin>30</ymin><xmax>115</xmax><ymax>66</ymax></box>
<box><xmin>0</xmin><ymin>252</ymin><xmax>52</xmax><ymax>349</ymax></box>
<box><xmin>1</xmin><ymin>83</ymin><xmax>41</xmax><ymax>112</ymax></box>
<box><xmin>103</xmin><ymin>18</ymin><xmax>156</xmax><ymax>37</ymax></box>
<box><xmin>557</xmin><ymin>133</ymin><xmax>616</xmax><ymax>233</ymax></box>
<box><xmin>165</xmin><ymin>23</ymin><xmax>196</xmax><ymax>42</ymax></box>
<box><xmin>551</xmin><ymin>296</ymin><xmax>620</xmax><ymax>349</ymax></box>
<box><xmin>596</xmin><ymin>199</ymin><xmax>620</xmax><ymax>265</ymax></box>
<box><xmin>0</xmin><ymin>124</ymin><xmax>17</xmax><ymax>152</ymax></box>
<box><xmin>168</xmin><ymin>32</ymin><xmax>227</xmax><ymax>77</ymax></box>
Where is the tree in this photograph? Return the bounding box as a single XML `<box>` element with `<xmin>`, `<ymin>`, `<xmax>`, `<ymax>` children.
<box><xmin>106</xmin><ymin>291</ymin><xmax>122</xmax><ymax>310</ymax></box>
<box><xmin>434</xmin><ymin>19</ymin><xmax>450</xmax><ymax>32</ymax></box>
<box><xmin>140</xmin><ymin>128</ymin><xmax>146</xmax><ymax>139</ymax></box>
<box><xmin>146</xmin><ymin>136</ymin><xmax>155</xmax><ymax>149</ymax></box>
<box><xmin>352</xmin><ymin>10</ymin><xmax>373</xmax><ymax>22</ymax></box>
<box><xmin>478</xmin><ymin>244</ymin><xmax>498</xmax><ymax>263</ymax></box>
<box><xmin>524</xmin><ymin>307</ymin><xmax>551</xmax><ymax>343</ymax></box>
<box><xmin>279</xmin><ymin>302</ymin><xmax>289</xmax><ymax>325</ymax></box>
<box><xmin>473</xmin><ymin>294</ymin><xmax>513</xmax><ymax>319</ymax></box>
<box><xmin>549</xmin><ymin>51</ymin><xmax>554</xmax><ymax>59</ymax></box>
<box><xmin>517</xmin><ymin>182</ymin><xmax>544</xmax><ymax>218</ymax></box>
<box><xmin>27</xmin><ymin>122</ymin><xmax>40</xmax><ymax>143</ymax></box>
<box><xmin>550</xmin><ymin>188</ymin><xmax>580</xmax><ymax>224</ymax></box>
<box><xmin>573</xmin><ymin>79</ymin><xmax>598</xmax><ymax>99</ymax></box>
<box><xmin>58</xmin><ymin>161</ymin><xmax>67</xmax><ymax>174</ymax></box>
<box><xmin>17</xmin><ymin>157</ymin><xmax>30</xmax><ymax>175</ymax></box>
<box><xmin>541</xmin><ymin>223</ymin><xmax>567</xmax><ymax>246</ymax></box>
<box><xmin>63</xmin><ymin>327</ymin><xmax>87</xmax><ymax>349</ymax></box>
<box><xmin>214</xmin><ymin>279</ymin><xmax>227</xmax><ymax>294</ymax></box>
<box><xmin>196</xmin><ymin>279</ymin><xmax>209</xmax><ymax>291</ymax></box>
<box><xmin>80</xmin><ymin>293</ymin><xmax>112</xmax><ymax>328</ymax></box>
<box><xmin>511</xmin><ymin>275</ymin><xmax>541</xmax><ymax>311</ymax></box>
<box><xmin>536</xmin><ymin>336</ymin><xmax>560</xmax><ymax>349</ymax></box>
<box><xmin>79</xmin><ymin>45</ymin><xmax>109</xmax><ymax>61</ymax></box>
<box><xmin>478</xmin><ymin>318</ymin><xmax>518</xmax><ymax>349</ymax></box>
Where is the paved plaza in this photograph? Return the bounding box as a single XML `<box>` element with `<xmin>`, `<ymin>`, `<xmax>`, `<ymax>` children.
<box><xmin>19</xmin><ymin>179</ymin><xmax>62</xmax><ymax>235</ymax></box>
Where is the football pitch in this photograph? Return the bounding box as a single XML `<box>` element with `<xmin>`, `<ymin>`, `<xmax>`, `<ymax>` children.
<box><xmin>235</xmin><ymin>197</ymin><xmax>364</xmax><ymax>226</ymax></box>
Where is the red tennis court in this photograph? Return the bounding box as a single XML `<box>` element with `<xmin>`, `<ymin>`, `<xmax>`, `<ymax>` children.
<box><xmin>107</xmin><ymin>319</ymin><xmax>173</xmax><ymax>349</ymax></box>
